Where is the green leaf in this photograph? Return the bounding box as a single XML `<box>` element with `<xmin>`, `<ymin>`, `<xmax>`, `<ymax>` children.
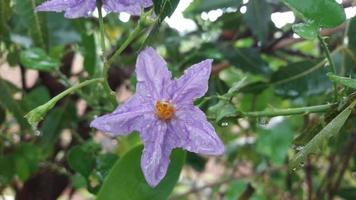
<box><xmin>348</xmin><ymin>17</ymin><xmax>356</xmax><ymax>54</ymax></box>
<box><xmin>271</xmin><ymin>60</ymin><xmax>332</xmax><ymax>98</ymax></box>
<box><xmin>226</xmin><ymin>77</ymin><xmax>247</xmax><ymax>98</ymax></box>
<box><xmin>224</xmin><ymin>180</ymin><xmax>248</xmax><ymax>200</ymax></box>
<box><xmin>81</xmin><ymin>33</ymin><xmax>97</xmax><ymax>75</ymax></box>
<box><xmin>292</xmin><ymin>22</ymin><xmax>318</xmax><ymax>40</ymax></box>
<box><xmin>71</xmin><ymin>173</ymin><xmax>87</xmax><ymax>189</ymax></box>
<box><xmin>186</xmin><ymin>152</ymin><xmax>207</xmax><ymax>172</ymax></box>
<box><xmin>0</xmin><ymin>78</ymin><xmax>30</xmax><ymax>130</ymax></box>
<box><xmin>185</xmin><ymin>0</ymin><xmax>242</xmax><ymax>15</ymax></box>
<box><xmin>68</xmin><ymin>145</ymin><xmax>96</xmax><ymax>178</ymax></box>
<box><xmin>23</xmin><ymin>86</ymin><xmax>51</xmax><ymax>111</ymax></box>
<box><xmin>244</xmin><ymin>0</ymin><xmax>271</xmax><ymax>44</ymax></box>
<box><xmin>0</xmin><ymin>0</ymin><xmax>11</xmax><ymax>42</ymax></box>
<box><xmin>0</xmin><ymin>155</ymin><xmax>14</xmax><ymax>184</ymax></box>
<box><xmin>14</xmin><ymin>143</ymin><xmax>43</xmax><ymax>181</ymax></box>
<box><xmin>47</xmin><ymin>13</ymin><xmax>80</xmax><ymax>46</ymax></box>
<box><xmin>153</xmin><ymin>0</ymin><xmax>179</xmax><ymax>22</ymax></box>
<box><xmin>39</xmin><ymin>107</ymin><xmax>67</xmax><ymax>153</ymax></box>
<box><xmin>97</xmin><ymin>145</ymin><xmax>186</xmax><ymax>200</ymax></box>
<box><xmin>328</xmin><ymin>73</ymin><xmax>356</xmax><ymax>89</ymax></box>
<box><xmin>337</xmin><ymin>187</ymin><xmax>356</xmax><ymax>200</ymax></box>
<box><xmin>346</xmin><ymin>17</ymin><xmax>356</xmax><ymax>75</ymax></box>
<box><xmin>224</xmin><ymin>47</ymin><xmax>271</xmax><ymax>75</ymax></box>
<box><xmin>208</xmin><ymin>100</ymin><xmax>238</xmax><ymax>122</ymax></box>
<box><xmin>13</xmin><ymin>0</ymin><xmax>48</xmax><ymax>48</ymax></box>
<box><xmin>20</xmin><ymin>48</ymin><xmax>60</xmax><ymax>71</ymax></box>
<box><xmin>289</xmin><ymin>102</ymin><xmax>355</xmax><ymax>171</ymax></box>
<box><xmin>282</xmin><ymin>0</ymin><xmax>346</xmax><ymax>28</ymax></box>
<box><xmin>256</xmin><ymin>121</ymin><xmax>294</xmax><ymax>165</ymax></box>
<box><xmin>96</xmin><ymin>153</ymin><xmax>118</xmax><ymax>182</ymax></box>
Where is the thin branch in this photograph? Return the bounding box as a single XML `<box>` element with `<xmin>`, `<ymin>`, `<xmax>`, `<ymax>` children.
<box><xmin>241</xmin><ymin>103</ymin><xmax>336</xmax><ymax>118</ymax></box>
<box><xmin>329</xmin><ymin>133</ymin><xmax>356</xmax><ymax>199</ymax></box>
<box><xmin>171</xmin><ymin>166</ymin><xmax>285</xmax><ymax>199</ymax></box>
<box><xmin>305</xmin><ymin>158</ymin><xmax>313</xmax><ymax>200</ymax></box>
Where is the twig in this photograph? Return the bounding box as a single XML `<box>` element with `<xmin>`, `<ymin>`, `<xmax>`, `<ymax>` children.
<box><xmin>305</xmin><ymin>158</ymin><xmax>313</xmax><ymax>200</ymax></box>
<box><xmin>272</xmin><ymin>23</ymin><xmax>347</xmax><ymax>51</ymax></box>
<box><xmin>318</xmin><ymin>34</ymin><xmax>338</xmax><ymax>100</ymax></box>
<box><xmin>170</xmin><ymin>177</ymin><xmax>234</xmax><ymax>200</ymax></box>
<box><xmin>329</xmin><ymin>133</ymin><xmax>356</xmax><ymax>199</ymax></box>
<box><xmin>171</xmin><ymin>166</ymin><xmax>285</xmax><ymax>199</ymax></box>
<box><xmin>241</xmin><ymin>103</ymin><xmax>336</xmax><ymax>118</ymax></box>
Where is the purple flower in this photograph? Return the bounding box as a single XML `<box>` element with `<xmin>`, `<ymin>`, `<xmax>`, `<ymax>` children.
<box><xmin>36</xmin><ymin>0</ymin><xmax>153</xmax><ymax>18</ymax></box>
<box><xmin>90</xmin><ymin>47</ymin><xmax>224</xmax><ymax>187</ymax></box>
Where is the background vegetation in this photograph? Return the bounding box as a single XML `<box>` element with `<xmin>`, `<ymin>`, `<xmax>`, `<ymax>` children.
<box><xmin>0</xmin><ymin>0</ymin><xmax>356</xmax><ymax>199</ymax></box>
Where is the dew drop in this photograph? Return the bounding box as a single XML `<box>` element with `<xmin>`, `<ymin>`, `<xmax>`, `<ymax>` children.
<box><xmin>295</xmin><ymin>146</ymin><xmax>304</xmax><ymax>151</ymax></box>
<box><xmin>292</xmin><ymin>168</ymin><xmax>297</xmax><ymax>171</ymax></box>
<box><xmin>34</xmin><ymin>130</ymin><xmax>41</xmax><ymax>136</ymax></box>
<box><xmin>221</xmin><ymin>122</ymin><xmax>229</xmax><ymax>127</ymax></box>
<box><xmin>257</xmin><ymin>117</ymin><xmax>270</xmax><ymax>125</ymax></box>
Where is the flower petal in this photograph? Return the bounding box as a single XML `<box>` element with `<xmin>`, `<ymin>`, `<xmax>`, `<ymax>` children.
<box><xmin>135</xmin><ymin>47</ymin><xmax>172</xmax><ymax>100</ymax></box>
<box><xmin>170</xmin><ymin>105</ymin><xmax>224</xmax><ymax>155</ymax></box>
<box><xmin>64</xmin><ymin>0</ymin><xmax>96</xmax><ymax>18</ymax></box>
<box><xmin>103</xmin><ymin>0</ymin><xmax>153</xmax><ymax>15</ymax></box>
<box><xmin>36</xmin><ymin>0</ymin><xmax>96</xmax><ymax>18</ymax></box>
<box><xmin>171</xmin><ymin>59</ymin><xmax>213</xmax><ymax>105</ymax></box>
<box><xmin>36</xmin><ymin>0</ymin><xmax>71</xmax><ymax>12</ymax></box>
<box><xmin>140</xmin><ymin>120</ymin><xmax>174</xmax><ymax>187</ymax></box>
<box><xmin>90</xmin><ymin>95</ymin><xmax>153</xmax><ymax>137</ymax></box>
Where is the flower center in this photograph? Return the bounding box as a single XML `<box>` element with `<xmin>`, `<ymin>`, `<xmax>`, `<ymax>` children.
<box><xmin>155</xmin><ymin>100</ymin><xmax>175</xmax><ymax>120</ymax></box>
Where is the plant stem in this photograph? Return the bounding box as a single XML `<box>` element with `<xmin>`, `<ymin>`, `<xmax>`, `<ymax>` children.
<box><xmin>97</xmin><ymin>1</ymin><xmax>106</xmax><ymax>54</ymax></box>
<box><xmin>48</xmin><ymin>78</ymin><xmax>104</xmax><ymax>105</ymax></box>
<box><xmin>241</xmin><ymin>103</ymin><xmax>336</xmax><ymax>118</ymax></box>
<box><xmin>318</xmin><ymin>34</ymin><xmax>338</xmax><ymax>99</ymax></box>
<box><xmin>100</xmin><ymin>19</ymin><xmax>146</xmax><ymax>106</ymax></box>
<box><xmin>318</xmin><ymin>35</ymin><xmax>336</xmax><ymax>74</ymax></box>
<box><xmin>105</xmin><ymin>22</ymin><xmax>144</xmax><ymax>67</ymax></box>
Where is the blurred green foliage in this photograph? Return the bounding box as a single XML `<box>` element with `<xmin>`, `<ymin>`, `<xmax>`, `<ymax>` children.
<box><xmin>0</xmin><ymin>0</ymin><xmax>356</xmax><ymax>199</ymax></box>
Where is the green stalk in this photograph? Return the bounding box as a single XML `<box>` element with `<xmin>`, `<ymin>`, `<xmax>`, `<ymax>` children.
<box><xmin>97</xmin><ymin>1</ymin><xmax>116</xmax><ymax>105</ymax></box>
<box><xmin>25</xmin><ymin>78</ymin><xmax>104</xmax><ymax>127</ymax></box>
<box><xmin>97</xmin><ymin>2</ymin><xmax>106</xmax><ymax>54</ymax></box>
<box><xmin>101</xmin><ymin>18</ymin><xmax>147</xmax><ymax>105</ymax></box>
<box><xmin>242</xmin><ymin>103</ymin><xmax>336</xmax><ymax>118</ymax></box>
<box><xmin>105</xmin><ymin>22</ymin><xmax>145</xmax><ymax>67</ymax></box>
<box><xmin>318</xmin><ymin>35</ymin><xmax>338</xmax><ymax>99</ymax></box>
<box><xmin>48</xmin><ymin>78</ymin><xmax>103</xmax><ymax>104</ymax></box>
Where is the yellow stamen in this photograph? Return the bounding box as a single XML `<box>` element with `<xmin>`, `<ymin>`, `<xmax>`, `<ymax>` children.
<box><xmin>155</xmin><ymin>100</ymin><xmax>175</xmax><ymax>120</ymax></box>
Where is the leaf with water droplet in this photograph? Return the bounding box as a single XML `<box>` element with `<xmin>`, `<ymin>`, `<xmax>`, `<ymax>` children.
<box><xmin>289</xmin><ymin>102</ymin><xmax>355</xmax><ymax>171</ymax></box>
<box><xmin>292</xmin><ymin>22</ymin><xmax>318</xmax><ymax>40</ymax></box>
<box><xmin>208</xmin><ymin>100</ymin><xmax>238</xmax><ymax>122</ymax></box>
<box><xmin>20</xmin><ymin>48</ymin><xmax>60</xmax><ymax>72</ymax></box>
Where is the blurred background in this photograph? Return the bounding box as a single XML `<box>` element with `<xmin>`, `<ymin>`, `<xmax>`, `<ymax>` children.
<box><xmin>1</xmin><ymin>0</ymin><xmax>356</xmax><ymax>199</ymax></box>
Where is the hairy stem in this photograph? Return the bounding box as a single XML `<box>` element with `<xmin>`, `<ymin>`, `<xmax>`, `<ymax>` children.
<box><xmin>241</xmin><ymin>103</ymin><xmax>336</xmax><ymax>118</ymax></box>
<box><xmin>48</xmin><ymin>78</ymin><xmax>104</xmax><ymax>105</ymax></box>
<box><xmin>97</xmin><ymin>2</ymin><xmax>106</xmax><ymax>54</ymax></box>
<box><xmin>318</xmin><ymin>35</ymin><xmax>338</xmax><ymax>99</ymax></box>
<box><xmin>98</xmin><ymin>11</ymin><xmax>152</xmax><ymax>106</ymax></box>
